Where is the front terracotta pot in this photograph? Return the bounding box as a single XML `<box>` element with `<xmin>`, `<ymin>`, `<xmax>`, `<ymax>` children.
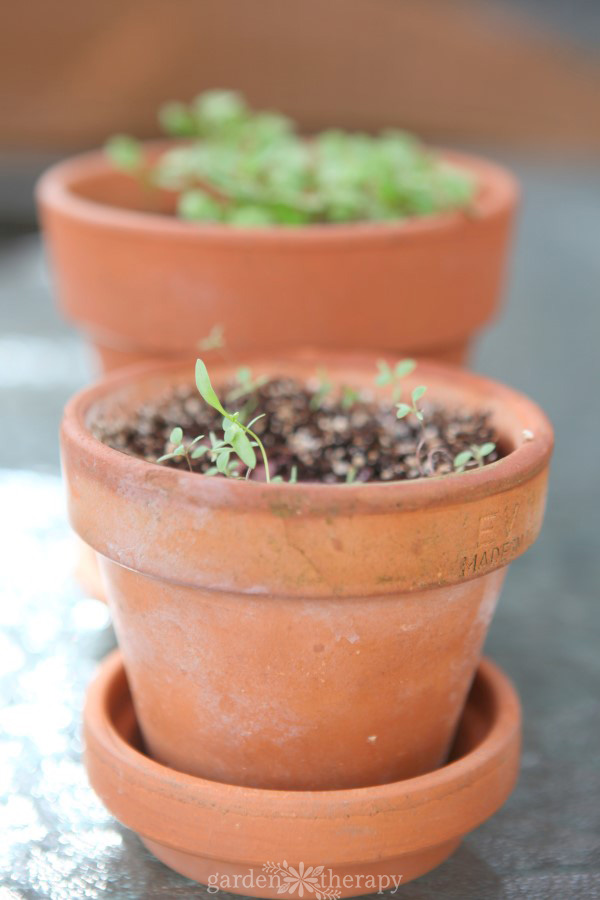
<box><xmin>61</xmin><ymin>352</ymin><xmax>552</xmax><ymax>790</ymax></box>
<box><xmin>39</xmin><ymin>146</ymin><xmax>517</xmax><ymax>372</ymax></box>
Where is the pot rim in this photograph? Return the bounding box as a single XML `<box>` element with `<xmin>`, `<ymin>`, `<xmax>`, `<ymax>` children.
<box><xmin>37</xmin><ymin>141</ymin><xmax>518</xmax><ymax>243</ymax></box>
<box><xmin>62</xmin><ymin>353</ymin><xmax>553</xmax><ymax>516</ymax></box>
<box><xmin>85</xmin><ymin>650</ymin><xmax>521</xmax><ymax>859</ymax></box>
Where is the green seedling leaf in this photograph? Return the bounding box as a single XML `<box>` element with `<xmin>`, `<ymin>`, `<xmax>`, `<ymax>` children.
<box><xmin>230</xmin><ymin>429</ymin><xmax>257</xmax><ymax>469</ymax></box>
<box><xmin>159</xmin><ymin>101</ymin><xmax>198</xmax><ymax>137</ymax></box>
<box><xmin>289</xmin><ymin>465</ymin><xmax>298</xmax><ymax>484</ymax></box>
<box><xmin>197</xmin><ymin>325</ymin><xmax>225</xmax><ymax>352</ymax></box>
<box><xmin>412</xmin><ymin>385</ymin><xmax>427</xmax><ymax>403</ymax></box>
<box><xmin>170</xmin><ymin>427</ymin><xmax>183</xmax><ymax>445</ymax></box>
<box><xmin>454</xmin><ymin>450</ymin><xmax>473</xmax><ymax>469</ymax></box>
<box><xmin>246</xmin><ymin>413</ymin><xmax>266</xmax><ymax>429</ymax></box>
<box><xmin>396</xmin><ymin>403</ymin><xmax>412</xmax><ymax>418</ymax></box>
<box><xmin>394</xmin><ymin>359</ymin><xmax>416</xmax><ymax>378</ymax></box>
<box><xmin>216</xmin><ymin>449</ymin><xmax>233</xmax><ymax>474</ymax></box>
<box><xmin>236</xmin><ymin>366</ymin><xmax>252</xmax><ymax>384</ymax></box>
<box><xmin>173</xmin><ymin>445</ymin><xmax>186</xmax><ymax>456</ymax></box>
<box><xmin>479</xmin><ymin>442</ymin><xmax>496</xmax><ymax>458</ymax></box>
<box><xmin>105</xmin><ymin>135</ymin><xmax>142</xmax><ymax>171</ymax></box>
<box><xmin>195</xmin><ymin>359</ymin><xmax>227</xmax><ymax>415</ymax></box>
<box><xmin>191</xmin><ymin>446</ymin><xmax>208</xmax><ymax>459</ymax></box>
<box><xmin>375</xmin><ymin>361</ymin><xmax>392</xmax><ymax>386</ymax></box>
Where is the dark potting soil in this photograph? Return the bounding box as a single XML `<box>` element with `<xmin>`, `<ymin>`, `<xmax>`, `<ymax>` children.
<box><xmin>95</xmin><ymin>375</ymin><xmax>500</xmax><ymax>484</ymax></box>
<box><xmin>95</xmin><ymin>376</ymin><xmax>499</xmax><ymax>484</ymax></box>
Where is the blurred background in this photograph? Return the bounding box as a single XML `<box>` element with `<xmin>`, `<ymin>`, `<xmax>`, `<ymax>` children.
<box><xmin>1</xmin><ymin>2</ymin><xmax>599</xmax><ymax>898</ymax></box>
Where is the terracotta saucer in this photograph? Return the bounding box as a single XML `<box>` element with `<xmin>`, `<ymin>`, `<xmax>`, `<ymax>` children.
<box><xmin>84</xmin><ymin>651</ymin><xmax>521</xmax><ymax>897</ymax></box>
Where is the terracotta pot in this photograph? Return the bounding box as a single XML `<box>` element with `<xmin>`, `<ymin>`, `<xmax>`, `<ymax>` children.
<box><xmin>38</xmin><ymin>146</ymin><xmax>517</xmax><ymax>372</ymax></box>
<box><xmin>61</xmin><ymin>352</ymin><xmax>551</xmax><ymax>789</ymax></box>
<box><xmin>85</xmin><ymin>649</ymin><xmax>521</xmax><ymax>895</ymax></box>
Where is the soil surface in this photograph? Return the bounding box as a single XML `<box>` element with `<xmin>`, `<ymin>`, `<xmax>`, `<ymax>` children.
<box><xmin>94</xmin><ymin>376</ymin><xmax>500</xmax><ymax>484</ymax></box>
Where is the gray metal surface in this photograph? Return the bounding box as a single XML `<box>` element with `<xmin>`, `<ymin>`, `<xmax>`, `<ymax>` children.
<box><xmin>1</xmin><ymin>153</ymin><xmax>599</xmax><ymax>898</ymax></box>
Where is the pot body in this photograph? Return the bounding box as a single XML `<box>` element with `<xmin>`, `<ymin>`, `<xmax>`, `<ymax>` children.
<box><xmin>39</xmin><ymin>148</ymin><xmax>517</xmax><ymax>372</ymax></box>
<box><xmin>62</xmin><ymin>354</ymin><xmax>552</xmax><ymax>790</ymax></box>
<box><xmin>102</xmin><ymin>557</ymin><xmax>505</xmax><ymax>789</ymax></box>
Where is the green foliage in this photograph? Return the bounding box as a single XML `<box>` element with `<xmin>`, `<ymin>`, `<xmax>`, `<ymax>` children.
<box><xmin>340</xmin><ymin>385</ymin><xmax>360</xmax><ymax>410</ymax></box>
<box><xmin>107</xmin><ymin>90</ymin><xmax>475</xmax><ymax>226</ymax></box>
<box><xmin>272</xmin><ymin>465</ymin><xmax>298</xmax><ymax>484</ymax></box>
<box><xmin>226</xmin><ymin>366</ymin><xmax>268</xmax><ymax>403</ymax></box>
<box><xmin>396</xmin><ymin>385</ymin><xmax>427</xmax><ymax>423</ymax></box>
<box><xmin>178</xmin><ymin>190</ymin><xmax>223</xmax><ymax>222</ymax></box>
<box><xmin>345</xmin><ymin>466</ymin><xmax>358</xmax><ymax>484</ymax></box>
<box><xmin>105</xmin><ymin>135</ymin><xmax>143</xmax><ymax>172</ymax></box>
<box><xmin>157</xmin><ymin>427</ymin><xmax>205</xmax><ymax>472</ymax></box>
<box><xmin>375</xmin><ymin>358</ymin><xmax>416</xmax><ymax>402</ymax></box>
<box><xmin>197</xmin><ymin>324</ymin><xmax>225</xmax><ymax>352</ymax></box>
<box><xmin>195</xmin><ymin>358</ymin><xmax>272</xmax><ymax>481</ymax></box>
<box><xmin>310</xmin><ymin>369</ymin><xmax>333</xmax><ymax>410</ymax></box>
<box><xmin>453</xmin><ymin>442</ymin><xmax>496</xmax><ymax>474</ymax></box>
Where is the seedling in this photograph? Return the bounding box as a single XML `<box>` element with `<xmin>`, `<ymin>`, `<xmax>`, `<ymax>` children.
<box><xmin>345</xmin><ymin>466</ymin><xmax>358</xmax><ymax>484</ymax></box>
<box><xmin>453</xmin><ymin>443</ymin><xmax>496</xmax><ymax>474</ymax></box>
<box><xmin>396</xmin><ymin>384</ymin><xmax>427</xmax><ymax>423</ymax></box>
<box><xmin>272</xmin><ymin>465</ymin><xmax>299</xmax><ymax>484</ymax></box>
<box><xmin>157</xmin><ymin>426</ymin><xmax>205</xmax><ymax>473</ymax></box>
<box><xmin>197</xmin><ymin>324</ymin><xmax>225</xmax><ymax>352</ymax></box>
<box><xmin>226</xmin><ymin>366</ymin><xmax>268</xmax><ymax>403</ymax></box>
<box><xmin>106</xmin><ymin>90</ymin><xmax>475</xmax><ymax>226</ymax></box>
<box><xmin>340</xmin><ymin>385</ymin><xmax>361</xmax><ymax>411</ymax></box>
<box><xmin>375</xmin><ymin>358</ymin><xmax>416</xmax><ymax>402</ymax></box>
<box><xmin>310</xmin><ymin>369</ymin><xmax>333</xmax><ymax>410</ymax></box>
<box><xmin>105</xmin><ymin>135</ymin><xmax>143</xmax><ymax>172</ymax></box>
<box><xmin>195</xmin><ymin>359</ymin><xmax>272</xmax><ymax>482</ymax></box>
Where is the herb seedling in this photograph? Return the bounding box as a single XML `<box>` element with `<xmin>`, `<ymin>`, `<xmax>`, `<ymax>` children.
<box><xmin>272</xmin><ymin>465</ymin><xmax>299</xmax><ymax>484</ymax></box>
<box><xmin>340</xmin><ymin>385</ymin><xmax>361</xmax><ymax>410</ymax></box>
<box><xmin>157</xmin><ymin>426</ymin><xmax>206</xmax><ymax>472</ymax></box>
<box><xmin>195</xmin><ymin>359</ymin><xmax>272</xmax><ymax>482</ymax></box>
<box><xmin>453</xmin><ymin>443</ymin><xmax>496</xmax><ymax>474</ymax></box>
<box><xmin>310</xmin><ymin>369</ymin><xmax>333</xmax><ymax>410</ymax></box>
<box><xmin>396</xmin><ymin>385</ymin><xmax>430</xmax><ymax>474</ymax></box>
<box><xmin>197</xmin><ymin>324</ymin><xmax>225</xmax><ymax>352</ymax></box>
<box><xmin>375</xmin><ymin>359</ymin><xmax>416</xmax><ymax>402</ymax></box>
<box><xmin>106</xmin><ymin>90</ymin><xmax>475</xmax><ymax>226</ymax></box>
<box><xmin>226</xmin><ymin>366</ymin><xmax>268</xmax><ymax>403</ymax></box>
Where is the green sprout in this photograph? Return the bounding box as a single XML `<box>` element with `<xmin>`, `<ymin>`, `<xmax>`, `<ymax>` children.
<box><xmin>375</xmin><ymin>358</ymin><xmax>416</xmax><ymax>402</ymax></box>
<box><xmin>197</xmin><ymin>324</ymin><xmax>225</xmax><ymax>352</ymax></box>
<box><xmin>106</xmin><ymin>90</ymin><xmax>475</xmax><ymax>227</ymax></box>
<box><xmin>453</xmin><ymin>443</ymin><xmax>496</xmax><ymax>474</ymax></box>
<box><xmin>396</xmin><ymin>384</ymin><xmax>427</xmax><ymax>423</ymax></box>
<box><xmin>195</xmin><ymin>359</ymin><xmax>272</xmax><ymax>482</ymax></box>
<box><xmin>226</xmin><ymin>366</ymin><xmax>268</xmax><ymax>403</ymax></box>
<box><xmin>157</xmin><ymin>426</ymin><xmax>206</xmax><ymax>472</ymax></box>
<box><xmin>272</xmin><ymin>465</ymin><xmax>299</xmax><ymax>484</ymax></box>
<box><xmin>105</xmin><ymin>135</ymin><xmax>143</xmax><ymax>173</ymax></box>
<box><xmin>310</xmin><ymin>369</ymin><xmax>333</xmax><ymax>410</ymax></box>
<box><xmin>340</xmin><ymin>385</ymin><xmax>361</xmax><ymax>411</ymax></box>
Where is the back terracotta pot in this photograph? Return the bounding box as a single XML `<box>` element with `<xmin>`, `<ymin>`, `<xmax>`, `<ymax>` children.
<box><xmin>39</xmin><ymin>147</ymin><xmax>517</xmax><ymax>372</ymax></box>
<box><xmin>60</xmin><ymin>353</ymin><xmax>552</xmax><ymax>790</ymax></box>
